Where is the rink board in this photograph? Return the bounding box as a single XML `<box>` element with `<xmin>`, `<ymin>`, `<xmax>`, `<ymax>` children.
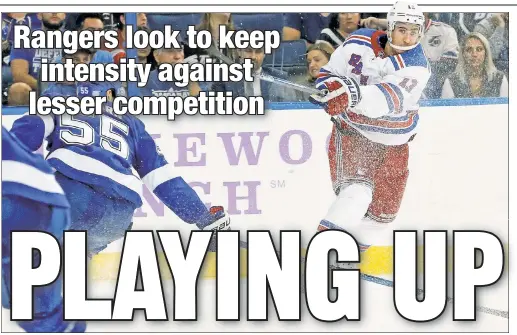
<box><xmin>1</xmin><ymin>99</ymin><xmax>509</xmax><ymax>279</ymax></box>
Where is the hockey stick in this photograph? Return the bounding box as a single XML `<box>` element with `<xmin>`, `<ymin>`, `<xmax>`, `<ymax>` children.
<box><xmin>205</xmin><ymin>44</ymin><xmax>355</xmax><ymax>136</ymax></box>
<box><xmin>236</xmin><ymin>240</ymin><xmax>508</xmax><ymax>319</ymax></box>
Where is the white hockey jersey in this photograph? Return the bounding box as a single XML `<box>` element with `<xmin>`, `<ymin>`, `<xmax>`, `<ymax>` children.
<box><xmin>320</xmin><ymin>28</ymin><xmax>431</xmax><ymax>146</ymax></box>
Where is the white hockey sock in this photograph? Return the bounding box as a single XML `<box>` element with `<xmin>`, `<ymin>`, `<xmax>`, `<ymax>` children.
<box><xmin>323</xmin><ymin>183</ymin><xmax>373</xmax><ymax>230</ymax></box>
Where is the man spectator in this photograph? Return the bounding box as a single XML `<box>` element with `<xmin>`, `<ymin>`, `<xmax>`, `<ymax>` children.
<box><xmin>140</xmin><ymin>35</ymin><xmax>199</xmax><ymax>98</ymax></box>
<box><xmin>41</xmin><ymin>48</ymin><xmax>124</xmax><ymax>99</ymax></box>
<box><xmin>74</xmin><ymin>13</ymin><xmax>114</xmax><ymax>64</ymax></box>
<box><xmin>103</xmin><ymin>13</ymin><xmax>148</xmax><ymax>64</ymax></box>
<box><xmin>283</xmin><ymin>13</ymin><xmax>331</xmax><ymax>45</ymax></box>
<box><xmin>318</xmin><ymin>13</ymin><xmax>361</xmax><ymax>48</ymax></box>
<box><xmin>421</xmin><ymin>13</ymin><xmax>460</xmax><ymax>99</ymax></box>
<box><xmin>210</xmin><ymin>41</ymin><xmax>297</xmax><ymax>102</ymax></box>
<box><xmin>10</xmin><ymin>13</ymin><xmax>65</xmax><ymax>91</ymax></box>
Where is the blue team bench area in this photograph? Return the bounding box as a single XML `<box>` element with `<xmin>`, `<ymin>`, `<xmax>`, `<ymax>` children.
<box><xmin>0</xmin><ymin>97</ymin><xmax>509</xmax><ymax>116</ymax></box>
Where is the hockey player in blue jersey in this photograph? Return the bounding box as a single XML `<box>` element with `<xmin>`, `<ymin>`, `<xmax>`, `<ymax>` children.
<box><xmin>10</xmin><ymin>48</ymin><xmax>231</xmax><ymax>256</ymax></box>
<box><xmin>9</xmin><ymin>108</ymin><xmax>231</xmax><ymax>256</ymax></box>
<box><xmin>40</xmin><ymin>48</ymin><xmax>126</xmax><ymax>100</ymax></box>
<box><xmin>2</xmin><ymin>126</ymin><xmax>86</xmax><ymax>332</ymax></box>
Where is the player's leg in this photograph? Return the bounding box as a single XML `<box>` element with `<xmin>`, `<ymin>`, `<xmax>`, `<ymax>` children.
<box><xmin>362</xmin><ymin>143</ymin><xmax>410</xmax><ymax>239</ymax></box>
<box><xmin>319</xmin><ymin>122</ymin><xmax>385</xmax><ymax>234</ymax></box>
<box><xmin>2</xmin><ymin>195</ymin><xmax>86</xmax><ymax>332</ymax></box>
<box><xmin>54</xmin><ymin>172</ymin><xmax>136</xmax><ymax>258</ymax></box>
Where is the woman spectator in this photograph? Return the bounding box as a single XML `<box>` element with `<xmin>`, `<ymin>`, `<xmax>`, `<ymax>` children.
<box><xmin>295</xmin><ymin>41</ymin><xmax>334</xmax><ymax>101</ymax></box>
<box><xmin>318</xmin><ymin>13</ymin><xmax>361</xmax><ymax>49</ymax></box>
<box><xmin>183</xmin><ymin>13</ymin><xmax>236</xmax><ymax>64</ymax></box>
<box><xmin>441</xmin><ymin>32</ymin><xmax>508</xmax><ymax>98</ymax></box>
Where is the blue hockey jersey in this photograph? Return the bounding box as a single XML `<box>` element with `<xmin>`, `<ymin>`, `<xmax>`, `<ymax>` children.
<box><xmin>41</xmin><ymin>80</ymin><xmax>125</xmax><ymax>99</ymax></box>
<box><xmin>9</xmin><ymin>114</ymin><xmax>214</xmax><ymax>227</ymax></box>
<box><xmin>2</xmin><ymin>126</ymin><xmax>69</xmax><ymax>209</ymax></box>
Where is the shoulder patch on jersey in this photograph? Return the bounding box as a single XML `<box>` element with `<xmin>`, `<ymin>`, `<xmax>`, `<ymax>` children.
<box><xmin>389</xmin><ymin>44</ymin><xmax>429</xmax><ymax>71</ymax></box>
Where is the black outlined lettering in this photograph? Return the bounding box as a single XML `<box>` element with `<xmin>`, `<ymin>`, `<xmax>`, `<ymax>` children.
<box><xmin>39</xmin><ymin>58</ymin><xmax>151</xmax><ymax>86</ymax></box>
<box><xmin>187</xmin><ymin>25</ymin><xmax>212</xmax><ymax>49</ymax></box>
<box><xmin>393</xmin><ymin>230</ymin><xmax>447</xmax><ymax>322</ymax></box>
<box><xmin>304</xmin><ymin>229</ymin><xmax>360</xmax><ymax>322</ymax></box>
<box><xmin>125</xmin><ymin>25</ymin><xmax>182</xmax><ymax>49</ymax></box>
<box><xmin>246</xmin><ymin>231</ymin><xmax>301</xmax><ymax>321</ymax></box>
<box><xmin>30</xmin><ymin>92</ymin><xmax>105</xmax><ymax>116</ymax></box>
<box><xmin>218</xmin><ymin>26</ymin><xmax>281</xmax><ymax>54</ymax></box>
<box><xmin>453</xmin><ymin>231</ymin><xmax>504</xmax><ymax>321</ymax></box>
<box><xmin>157</xmin><ymin>58</ymin><xmax>254</xmax><ymax>87</ymax></box>
<box><xmin>112</xmin><ymin>231</ymin><xmax>167</xmax><ymax>321</ymax></box>
<box><xmin>216</xmin><ymin>231</ymin><xmax>240</xmax><ymax>321</ymax></box>
<box><xmin>12</xmin><ymin>25</ymin><xmax>118</xmax><ymax>54</ymax></box>
<box><xmin>111</xmin><ymin>93</ymin><xmax>264</xmax><ymax>120</ymax></box>
<box><xmin>10</xmin><ymin>231</ymin><xmax>61</xmax><ymax>321</ymax></box>
<box><xmin>157</xmin><ymin>230</ymin><xmax>212</xmax><ymax>321</ymax></box>
<box><xmin>63</xmin><ymin>231</ymin><xmax>112</xmax><ymax>320</ymax></box>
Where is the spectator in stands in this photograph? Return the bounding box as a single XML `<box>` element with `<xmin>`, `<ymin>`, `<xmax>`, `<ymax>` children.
<box><xmin>210</xmin><ymin>41</ymin><xmax>297</xmax><ymax>102</ymax></box>
<box><xmin>74</xmin><ymin>13</ymin><xmax>114</xmax><ymax>64</ymax></box>
<box><xmin>134</xmin><ymin>26</ymin><xmax>156</xmax><ymax>70</ymax></box>
<box><xmin>305</xmin><ymin>41</ymin><xmax>334</xmax><ymax>84</ymax></box>
<box><xmin>474</xmin><ymin>13</ymin><xmax>508</xmax><ymax>76</ymax></box>
<box><xmin>283</xmin><ymin>13</ymin><xmax>331</xmax><ymax>45</ymax></box>
<box><xmin>105</xmin><ymin>13</ymin><xmax>148</xmax><ymax>63</ymax></box>
<box><xmin>318</xmin><ymin>13</ymin><xmax>361</xmax><ymax>48</ymax></box>
<box><xmin>294</xmin><ymin>41</ymin><xmax>334</xmax><ymax>101</ymax></box>
<box><xmin>439</xmin><ymin>13</ymin><xmax>496</xmax><ymax>42</ymax></box>
<box><xmin>6</xmin><ymin>82</ymin><xmax>31</xmax><ymax>106</ymax></box>
<box><xmin>441</xmin><ymin>32</ymin><xmax>508</xmax><ymax>99</ymax></box>
<box><xmin>140</xmin><ymin>35</ymin><xmax>200</xmax><ymax>98</ymax></box>
<box><xmin>10</xmin><ymin>13</ymin><xmax>65</xmax><ymax>91</ymax></box>
<box><xmin>3</xmin><ymin>13</ymin><xmax>39</xmax><ymax>105</ymax></box>
<box><xmin>184</xmin><ymin>13</ymin><xmax>236</xmax><ymax>64</ymax></box>
<box><xmin>41</xmin><ymin>48</ymin><xmax>124</xmax><ymax>98</ymax></box>
<box><xmin>421</xmin><ymin>12</ymin><xmax>460</xmax><ymax>99</ymax></box>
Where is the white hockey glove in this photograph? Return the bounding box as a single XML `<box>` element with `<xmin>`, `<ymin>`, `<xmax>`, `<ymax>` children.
<box><xmin>202</xmin><ymin>206</ymin><xmax>231</xmax><ymax>231</ymax></box>
<box><xmin>309</xmin><ymin>75</ymin><xmax>362</xmax><ymax>116</ymax></box>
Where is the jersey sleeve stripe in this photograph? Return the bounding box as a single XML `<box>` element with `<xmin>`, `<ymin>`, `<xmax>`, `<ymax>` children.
<box><xmin>387</xmin><ymin>83</ymin><xmax>405</xmax><ymax>111</ymax></box>
<box><xmin>2</xmin><ymin>160</ymin><xmax>65</xmax><ymax>195</ymax></box>
<box><xmin>315</xmin><ymin>68</ymin><xmax>333</xmax><ymax>84</ymax></box>
<box><xmin>142</xmin><ymin>164</ymin><xmax>179</xmax><ymax>191</ymax></box>
<box><xmin>41</xmin><ymin>115</ymin><xmax>55</xmax><ymax>138</ymax></box>
<box><xmin>343</xmin><ymin>38</ymin><xmax>372</xmax><ymax>48</ymax></box>
<box><xmin>380</xmin><ymin>83</ymin><xmax>401</xmax><ymax>112</ymax></box>
<box><xmin>375</xmin><ymin>84</ymin><xmax>395</xmax><ymax>113</ymax></box>
<box><xmin>46</xmin><ymin>148</ymin><xmax>143</xmax><ymax>198</ymax></box>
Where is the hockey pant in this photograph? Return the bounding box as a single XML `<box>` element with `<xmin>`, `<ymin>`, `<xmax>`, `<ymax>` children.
<box><xmin>2</xmin><ymin>195</ymin><xmax>85</xmax><ymax>332</ymax></box>
<box><xmin>54</xmin><ymin>172</ymin><xmax>136</xmax><ymax>258</ymax></box>
<box><xmin>319</xmin><ymin>121</ymin><xmax>409</xmax><ymax>247</ymax></box>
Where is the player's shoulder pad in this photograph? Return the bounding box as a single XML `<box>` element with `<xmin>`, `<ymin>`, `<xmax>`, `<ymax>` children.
<box><xmin>350</xmin><ymin>28</ymin><xmax>377</xmax><ymax>38</ymax></box>
<box><xmin>388</xmin><ymin>44</ymin><xmax>430</xmax><ymax>71</ymax></box>
<box><xmin>2</xmin><ymin>126</ymin><xmax>53</xmax><ymax>174</ymax></box>
<box><xmin>342</xmin><ymin>28</ymin><xmax>378</xmax><ymax>49</ymax></box>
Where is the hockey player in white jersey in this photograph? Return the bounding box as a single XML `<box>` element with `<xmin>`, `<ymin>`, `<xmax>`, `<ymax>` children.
<box><xmin>310</xmin><ymin>1</ymin><xmax>431</xmax><ymax>251</ymax></box>
<box><xmin>9</xmin><ymin>111</ymin><xmax>231</xmax><ymax>258</ymax></box>
<box><xmin>2</xmin><ymin>126</ymin><xmax>86</xmax><ymax>332</ymax></box>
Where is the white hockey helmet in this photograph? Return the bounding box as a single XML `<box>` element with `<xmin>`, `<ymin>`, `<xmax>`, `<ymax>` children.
<box><xmin>387</xmin><ymin>1</ymin><xmax>425</xmax><ymax>51</ymax></box>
